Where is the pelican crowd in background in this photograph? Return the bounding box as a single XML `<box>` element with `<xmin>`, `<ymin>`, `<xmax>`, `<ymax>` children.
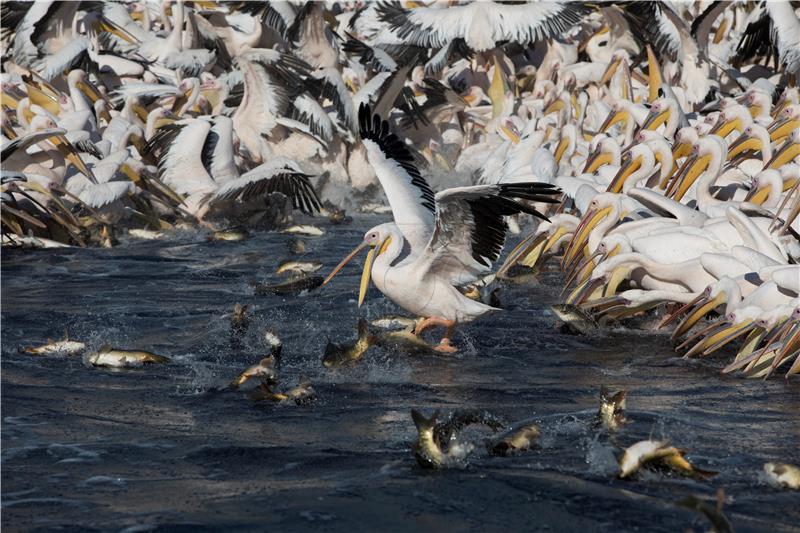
<box><xmin>1</xmin><ymin>1</ymin><xmax>798</xmax><ymax>375</ymax></box>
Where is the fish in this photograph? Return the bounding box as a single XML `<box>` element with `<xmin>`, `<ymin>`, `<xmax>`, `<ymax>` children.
<box><xmin>254</xmin><ymin>377</ymin><xmax>315</xmax><ymax>405</ymax></box>
<box><xmin>370</xmin><ymin>315</ymin><xmax>418</xmax><ymax>331</ymax></box>
<box><xmin>598</xmin><ymin>386</ymin><xmax>627</xmax><ymax>431</ymax></box>
<box><xmin>281</xmin><ymin>225</ymin><xmax>324</xmax><ymax>236</ymax></box>
<box><xmin>619</xmin><ymin>440</ymin><xmax>716</xmax><ymax>479</ymax></box>
<box><xmin>676</xmin><ymin>491</ymin><xmax>732</xmax><ymax>533</ymax></box>
<box><xmin>360</xmin><ymin>203</ymin><xmax>392</xmax><ymax>214</ymax></box>
<box><xmin>251</xmin><ymin>275</ymin><xmax>324</xmax><ymax>296</ymax></box>
<box><xmin>551</xmin><ymin>303</ymin><xmax>598</xmax><ymax>334</ymax></box>
<box><xmin>374</xmin><ymin>328</ymin><xmax>437</xmax><ymax>355</ymax></box>
<box><xmin>321</xmin><ymin>205</ymin><xmax>351</xmax><ymax>225</ymax></box>
<box><xmin>287</xmin><ymin>239</ymin><xmax>307</xmax><ymax>254</ymax></box>
<box><xmin>410</xmin><ymin>409</ymin><xmax>502</xmax><ymax>469</ymax></box>
<box><xmin>85</xmin><ymin>346</ymin><xmax>170</xmax><ymax>368</ymax></box>
<box><xmin>230</xmin><ymin>356</ymin><xmax>277</xmax><ymax>388</ymax></box>
<box><xmin>276</xmin><ymin>259</ymin><xmax>323</xmax><ymax>276</ymax></box>
<box><xmin>322</xmin><ymin>318</ymin><xmax>375</xmax><ymax>367</ymax></box>
<box><xmin>22</xmin><ymin>334</ymin><xmax>86</xmax><ymax>356</ymax></box>
<box><xmin>619</xmin><ymin>440</ymin><xmax>673</xmax><ymax>478</ymax></box>
<box><xmin>411</xmin><ymin>409</ymin><xmax>445</xmax><ymax>469</ymax></box>
<box><xmin>263</xmin><ymin>330</ymin><xmax>283</xmax><ymax>359</ymax></box>
<box><xmin>128</xmin><ymin>228</ymin><xmax>165</xmax><ymax>240</ymax></box>
<box><xmin>230</xmin><ymin>303</ymin><xmax>250</xmax><ymax>335</ymax></box>
<box><xmin>764</xmin><ymin>462</ymin><xmax>800</xmax><ymax>489</ymax></box>
<box><xmin>490</xmin><ymin>423</ymin><xmax>540</xmax><ymax>456</ymax></box>
<box><xmin>208</xmin><ymin>228</ymin><xmax>249</xmax><ymax>241</ymax></box>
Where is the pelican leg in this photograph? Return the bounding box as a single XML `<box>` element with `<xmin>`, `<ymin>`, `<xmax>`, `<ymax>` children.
<box><xmin>414</xmin><ymin>317</ymin><xmax>451</xmax><ymax>336</ymax></box>
<box><xmin>433</xmin><ymin>320</ymin><xmax>458</xmax><ymax>354</ymax></box>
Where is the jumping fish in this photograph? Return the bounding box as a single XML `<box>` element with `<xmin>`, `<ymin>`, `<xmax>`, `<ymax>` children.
<box><xmin>251</xmin><ymin>275</ymin><xmax>324</xmax><ymax>295</ymax></box>
<box><xmin>322</xmin><ymin>319</ymin><xmax>375</xmax><ymax>367</ymax></box>
<box><xmin>282</xmin><ymin>225</ymin><xmax>324</xmax><ymax>236</ymax></box>
<box><xmin>85</xmin><ymin>346</ymin><xmax>170</xmax><ymax>368</ymax></box>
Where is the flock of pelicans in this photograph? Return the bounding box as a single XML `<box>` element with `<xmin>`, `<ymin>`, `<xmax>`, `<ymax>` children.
<box><xmin>4</xmin><ymin>0</ymin><xmax>800</xmax><ymax>510</ymax></box>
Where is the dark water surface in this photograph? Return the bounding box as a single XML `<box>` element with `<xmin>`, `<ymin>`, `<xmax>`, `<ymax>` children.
<box><xmin>2</xmin><ymin>216</ymin><xmax>799</xmax><ymax>532</ymax></box>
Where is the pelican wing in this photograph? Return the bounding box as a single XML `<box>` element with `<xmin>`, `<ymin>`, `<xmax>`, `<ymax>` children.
<box><xmin>1</xmin><ymin>128</ymin><xmax>67</xmax><ymax>160</ymax></box>
<box><xmin>164</xmin><ymin>49</ymin><xmax>216</xmax><ymax>78</ymax></box>
<box><xmin>420</xmin><ymin>183</ymin><xmax>561</xmax><ymax>284</ymax></box>
<box><xmin>34</xmin><ymin>37</ymin><xmax>91</xmax><ymax>81</ymax></box>
<box><xmin>378</xmin><ymin>1</ymin><xmax>590</xmax><ymax>51</ymax></box>
<box><xmin>291</xmin><ymin>94</ymin><xmax>334</xmax><ymax>142</ymax></box>
<box><xmin>78</xmin><ymin>181</ymin><xmax>135</xmax><ymax>208</ymax></box>
<box><xmin>621</xmin><ymin>1</ymin><xmax>683</xmax><ymax>63</ymax></box>
<box><xmin>310</xmin><ymin>68</ymin><xmax>357</xmax><ymax>136</ymax></box>
<box><xmin>146</xmin><ymin>120</ymin><xmax>216</xmax><ymax>195</ymax></box>
<box><xmin>359</xmin><ymin>105</ymin><xmax>435</xmax><ymax>248</ymax></box>
<box><xmin>212</xmin><ymin>161</ymin><xmax>320</xmax><ymax>213</ymax></box>
<box><xmin>342</xmin><ymin>33</ymin><xmax>397</xmax><ymax>73</ymax></box>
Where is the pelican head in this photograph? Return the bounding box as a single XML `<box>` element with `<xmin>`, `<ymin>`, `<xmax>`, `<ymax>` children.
<box><xmin>322</xmin><ymin>224</ymin><xmax>394</xmax><ymax>307</ymax></box>
<box><xmin>768</xmin><ymin>104</ymin><xmax>800</xmax><ymax>142</ymax></box>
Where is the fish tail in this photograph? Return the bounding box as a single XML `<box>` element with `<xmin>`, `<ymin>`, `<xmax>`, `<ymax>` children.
<box><xmin>146</xmin><ymin>354</ymin><xmax>170</xmax><ymax>364</ymax></box>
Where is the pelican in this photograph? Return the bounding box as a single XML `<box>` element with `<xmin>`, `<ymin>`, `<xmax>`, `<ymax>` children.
<box><xmin>323</xmin><ymin>106</ymin><xmax>560</xmax><ymax>352</ymax></box>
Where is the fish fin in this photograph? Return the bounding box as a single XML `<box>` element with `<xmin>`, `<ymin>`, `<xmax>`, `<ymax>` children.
<box><xmin>47</xmin><ymin>337</ymin><xmax>54</xmax><ymax>344</ymax></box>
<box><xmin>63</xmin><ymin>329</ymin><xmax>69</xmax><ymax>340</ymax></box>
<box><xmin>599</xmin><ymin>385</ymin><xmax>610</xmax><ymax>400</ymax></box>
<box><xmin>693</xmin><ymin>467</ymin><xmax>719</xmax><ymax>479</ymax></box>
<box><xmin>260</xmin><ymin>356</ymin><xmax>275</xmax><ymax>367</ymax></box>
<box><xmin>99</xmin><ymin>344</ymin><xmax>112</xmax><ymax>353</ymax></box>
<box><xmin>147</xmin><ymin>354</ymin><xmax>170</xmax><ymax>364</ymax></box>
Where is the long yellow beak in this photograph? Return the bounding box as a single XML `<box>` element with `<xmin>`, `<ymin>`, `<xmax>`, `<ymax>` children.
<box><xmin>607</xmin><ymin>154</ymin><xmax>642</xmax><ymax>193</ymax></box>
<box><xmin>600</xmin><ymin>56</ymin><xmax>622</xmax><ymax>86</ymax></box>
<box><xmin>710</xmin><ymin>117</ymin><xmax>742</xmax><ymax>138</ymax></box>
<box><xmin>672</xmin><ymin>154</ymin><xmax>711</xmax><ymax>202</ymax></box>
<box><xmin>646</xmin><ymin>45</ymin><xmax>661</xmax><ymax>103</ymax></box>
<box><xmin>727</xmin><ymin>134</ymin><xmax>761</xmax><ymax>160</ymax></box>
<box><xmin>685</xmin><ymin>319</ymin><xmax>755</xmax><ymax>358</ymax></box>
<box><xmin>768</xmin><ymin>118</ymin><xmax>800</xmax><ymax>142</ymax></box>
<box><xmin>641</xmin><ymin>109</ymin><xmax>670</xmax><ymax>131</ymax></box>
<box><xmin>744</xmin><ymin>184</ymin><xmax>771</xmax><ymax>205</ymax></box>
<box><xmin>603</xmin><ymin>265</ymin><xmax>631</xmax><ymax>297</ymax></box>
<box><xmin>322</xmin><ymin>241</ymin><xmax>370</xmax><ymax>286</ymax></box>
<box><xmin>672</xmin><ymin>292</ymin><xmax>726</xmax><ymax>339</ymax></box>
<box><xmin>563</xmin><ymin>206</ymin><xmax>613</xmax><ymax>269</ymax></box>
<box><xmin>358</xmin><ymin>245</ymin><xmax>377</xmax><ymax>307</ymax></box>
<box><xmin>765</xmin><ymin>138</ymin><xmax>800</xmax><ymax>170</ymax></box>
<box><xmin>554</xmin><ymin>135</ymin><xmax>570</xmax><ymax>164</ymax></box>
<box><xmin>584</xmin><ymin>149</ymin><xmax>613</xmax><ymax>174</ymax></box>
<box><xmin>599</xmin><ymin>110</ymin><xmax>629</xmax><ymax>133</ymax></box>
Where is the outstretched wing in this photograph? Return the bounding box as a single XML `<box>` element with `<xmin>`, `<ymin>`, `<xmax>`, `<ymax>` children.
<box><xmin>212</xmin><ymin>159</ymin><xmax>321</xmax><ymax>214</ymax></box>
<box><xmin>419</xmin><ymin>183</ymin><xmax>561</xmax><ymax>284</ymax></box>
<box><xmin>358</xmin><ymin>104</ymin><xmax>435</xmax><ymax>249</ymax></box>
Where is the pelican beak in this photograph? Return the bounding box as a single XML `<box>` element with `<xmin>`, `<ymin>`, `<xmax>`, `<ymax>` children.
<box><xmin>488</xmin><ymin>56</ymin><xmax>507</xmax><ymax>119</ymax></box>
<box><xmin>671</xmin><ymin>141</ymin><xmax>691</xmax><ymax>160</ymax></box>
<box><xmin>672</xmin><ymin>153</ymin><xmax>712</xmax><ymax>201</ymax></box>
<box><xmin>641</xmin><ymin>108</ymin><xmax>670</xmax><ymax>131</ymax></box>
<box><xmin>567</xmin><ymin>275</ymin><xmax>605</xmax><ymax>305</ymax></box>
<box><xmin>554</xmin><ymin>135</ymin><xmax>570</xmax><ymax>164</ymax></box>
<box><xmin>607</xmin><ymin>154</ymin><xmax>642</xmax><ymax>193</ymax></box>
<box><xmin>600</xmin><ymin>56</ymin><xmax>622</xmax><ymax>86</ymax></box>
<box><xmin>322</xmin><ymin>241</ymin><xmax>371</xmax><ymax>287</ymax></box>
<box><xmin>672</xmin><ymin>292</ymin><xmax>727</xmax><ymax>340</ymax></box>
<box><xmin>500</xmin><ymin>122</ymin><xmax>521</xmax><ymax>144</ymax></box>
<box><xmin>646</xmin><ymin>45</ymin><xmax>661</xmax><ymax>103</ymax></box>
<box><xmin>744</xmin><ymin>184</ymin><xmax>771</xmax><ymax>205</ymax></box>
<box><xmin>710</xmin><ymin>116</ymin><xmax>742</xmax><ymax>138</ymax></box>
<box><xmin>498</xmin><ymin>231</ymin><xmax>543</xmax><ymax>277</ymax></box>
<box><xmin>768</xmin><ymin>118</ymin><xmax>800</xmax><ymax>142</ymax></box>
<box><xmin>76</xmin><ymin>78</ymin><xmax>114</xmax><ymax>119</ymax></box>
<box><xmin>24</xmin><ymin>82</ymin><xmax>62</xmax><ymax>116</ymax></box>
<box><xmin>543</xmin><ymin>99</ymin><xmax>564</xmax><ymax>116</ymax></box>
<box><xmin>120</xmin><ymin>163</ymin><xmax>141</xmax><ymax>183</ymax></box>
<box><xmin>563</xmin><ymin>248</ymin><xmax>601</xmax><ymax>289</ymax></box>
<box><xmin>563</xmin><ymin>206</ymin><xmax>613</xmax><ymax>269</ymax></box>
<box><xmin>727</xmin><ymin>133</ymin><xmax>761</xmax><ymax>160</ymax></box>
<box><xmin>579</xmin><ymin>25</ymin><xmax>608</xmax><ymax>53</ymax></box>
<box><xmin>96</xmin><ymin>16</ymin><xmax>139</xmax><ymax>44</ymax></box>
<box><xmin>50</xmin><ymin>135</ymin><xmax>98</xmax><ymax>184</ymax></box>
<box><xmin>658</xmin><ymin>291</ymin><xmax>704</xmax><ymax>330</ymax></box>
<box><xmin>132</xmin><ymin>103</ymin><xmax>149</xmax><ymax>122</ymax></box>
<box><xmin>1</xmin><ymin>90</ymin><xmax>20</xmax><ymax>110</ymax></box>
<box><xmin>687</xmin><ymin>319</ymin><xmax>755</xmax><ymax>357</ymax></box>
<box><xmin>603</xmin><ymin>265</ymin><xmax>631</xmax><ymax>297</ymax></box>
<box><xmin>712</xmin><ymin>16</ymin><xmax>729</xmax><ymax>44</ymax></box>
<box><xmin>583</xmin><ymin>148</ymin><xmax>613</xmax><ymax>173</ymax></box>
<box><xmin>358</xmin><ymin>236</ymin><xmax>392</xmax><ymax>307</ymax></box>
<box><xmin>765</xmin><ymin>137</ymin><xmax>800</xmax><ymax>170</ymax></box>
<box><xmin>599</xmin><ymin>109</ymin><xmax>629</xmax><ymax>133</ymax></box>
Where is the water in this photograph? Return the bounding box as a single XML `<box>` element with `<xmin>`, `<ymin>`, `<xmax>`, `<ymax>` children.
<box><xmin>2</xmin><ymin>216</ymin><xmax>799</xmax><ymax>532</ymax></box>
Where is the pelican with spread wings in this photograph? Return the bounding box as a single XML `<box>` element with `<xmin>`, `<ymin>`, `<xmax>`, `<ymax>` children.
<box><xmin>323</xmin><ymin>106</ymin><xmax>561</xmax><ymax>352</ymax></box>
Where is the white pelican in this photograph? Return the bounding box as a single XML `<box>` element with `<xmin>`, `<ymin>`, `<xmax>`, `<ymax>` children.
<box><xmin>322</xmin><ymin>106</ymin><xmax>561</xmax><ymax>352</ymax></box>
